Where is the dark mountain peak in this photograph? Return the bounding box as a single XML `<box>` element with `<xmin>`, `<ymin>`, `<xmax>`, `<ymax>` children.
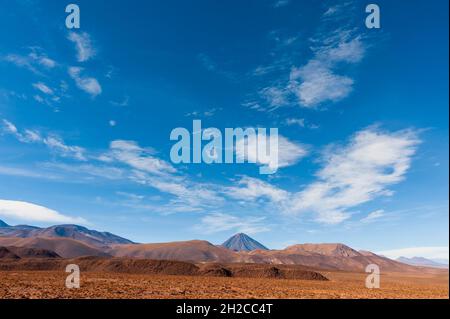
<box><xmin>221</xmin><ymin>233</ymin><xmax>268</xmax><ymax>252</ymax></box>
<box><xmin>0</xmin><ymin>220</ymin><xmax>10</xmax><ymax>228</ymax></box>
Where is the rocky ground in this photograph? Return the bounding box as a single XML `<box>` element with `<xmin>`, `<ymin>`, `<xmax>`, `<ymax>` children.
<box><xmin>0</xmin><ymin>270</ymin><xmax>447</xmax><ymax>299</ymax></box>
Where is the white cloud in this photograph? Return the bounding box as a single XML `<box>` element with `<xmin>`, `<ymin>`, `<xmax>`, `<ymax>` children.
<box><xmin>235</xmin><ymin>133</ymin><xmax>308</xmax><ymax>171</ymax></box>
<box><xmin>34</xmin><ymin>95</ymin><xmax>45</xmax><ymax>104</ymax></box>
<box><xmin>198</xmin><ymin>213</ymin><xmax>270</xmax><ymax>235</ymax></box>
<box><xmin>288</xmin><ymin>127</ymin><xmax>421</xmax><ymax>224</ymax></box>
<box><xmin>287</xmin><ymin>27</ymin><xmax>366</xmax><ymax>108</ymax></box>
<box><xmin>2</xmin><ymin>119</ymin><xmax>18</xmax><ymax>134</ymax></box>
<box><xmin>225</xmin><ymin>176</ymin><xmax>289</xmax><ymax>203</ymax></box>
<box><xmin>378</xmin><ymin>247</ymin><xmax>449</xmax><ymax>261</ymax></box>
<box><xmin>317</xmin><ymin>36</ymin><xmax>365</xmax><ymax>64</ymax></box>
<box><xmin>43</xmin><ymin>136</ymin><xmax>86</xmax><ymax>161</ymax></box>
<box><xmin>68</xmin><ymin>67</ymin><xmax>102</xmax><ymax>97</ymax></box>
<box><xmin>2</xmin><ymin>50</ymin><xmax>56</xmax><ymax>74</ymax></box>
<box><xmin>361</xmin><ymin>209</ymin><xmax>385</xmax><ymax>223</ymax></box>
<box><xmin>110</xmin><ymin>96</ymin><xmax>129</xmax><ymax>107</ymax></box>
<box><xmin>2</xmin><ymin>119</ymin><xmax>86</xmax><ymax>160</ymax></box>
<box><xmin>185</xmin><ymin>107</ymin><xmax>222</xmax><ymax>118</ymax></box>
<box><xmin>273</xmin><ymin>0</ymin><xmax>290</xmax><ymax>8</ymax></box>
<box><xmin>322</xmin><ymin>2</ymin><xmax>354</xmax><ymax>19</ymax></box>
<box><xmin>106</xmin><ymin>140</ymin><xmax>175</xmax><ymax>175</ymax></box>
<box><xmin>43</xmin><ymin>162</ymin><xmax>124</xmax><ymax>180</ymax></box>
<box><xmin>259</xmin><ymin>86</ymin><xmax>289</xmax><ymax>109</ymax></box>
<box><xmin>153</xmin><ymin>179</ymin><xmax>223</xmax><ymax>209</ymax></box>
<box><xmin>285</xmin><ymin>118</ymin><xmax>305</xmax><ymax>127</ymax></box>
<box><xmin>28</xmin><ymin>52</ymin><xmax>57</xmax><ymax>68</ymax></box>
<box><xmin>23</xmin><ymin>129</ymin><xmax>42</xmax><ymax>142</ymax></box>
<box><xmin>289</xmin><ymin>60</ymin><xmax>354</xmax><ymax>107</ymax></box>
<box><xmin>67</xmin><ymin>32</ymin><xmax>96</xmax><ymax>62</ymax></box>
<box><xmin>256</xmin><ymin>7</ymin><xmax>367</xmax><ymax>109</ymax></box>
<box><xmin>32</xmin><ymin>82</ymin><xmax>54</xmax><ymax>95</ymax></box>
<box><xmin>0</xmin><ymin>199</ymin><xmax>87</xmax><ymax>224</ymax></box>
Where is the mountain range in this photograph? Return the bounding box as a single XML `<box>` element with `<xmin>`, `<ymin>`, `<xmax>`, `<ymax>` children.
<box><xmin>0</xmin><ymin>219</ymin><xmax>447</xmax><ymax>273</ymax></box>
<box><xmin>0</xmin><ymin>221</ymin><xmax>133</xmax><ymax>247</ymax></box>
<box><xmin>396</xmin><ymin>256</ymin><xmax>449</xmax><ymax>269</ymax></box>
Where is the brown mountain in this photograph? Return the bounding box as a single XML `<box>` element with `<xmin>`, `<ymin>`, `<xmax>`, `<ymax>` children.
<box><xmin>0</xmin><ymin>237</ymin><xmax>109</xmax><ymax>258</ymax></box>
<box><xmin>108</xmin><ymin>240</ymin><xmax>427</xmax><ymax>273</ymax></box>
<box><xmin>0</xmin><ymin>221</ymin><xmax>443</xmax><ymax>273</ymax></box>
<box><xmin>241</xmin><ymin>243</ymin><xmax>426</xmax><ymax>272</ymax></box>
<box><xmin>109</xmin><ymin>240</ymin><xmax>238</xmax><ymax>263</ymax></box>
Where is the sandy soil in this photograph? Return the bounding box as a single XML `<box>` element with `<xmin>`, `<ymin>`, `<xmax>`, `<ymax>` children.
<box><xmin>0</xmin><ymin>270</ymin><xmax>448</xmax><ymax>299</ymax></box>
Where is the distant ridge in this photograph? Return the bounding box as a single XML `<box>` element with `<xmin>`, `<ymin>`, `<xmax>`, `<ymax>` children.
<box><xmin>1</xmin><ymin>221</ymin><xmax>446</xmax><ymax>273</ymax></box>
<box><xmin>0</xmin><ymin>220</ymin><xmax>10</xmax><ymax>227</ymax></box>
<box><xmin>396</xmin><ymin>256</ymin><xmax>449</xmax><ymax>269</ymax></box>
<box><xmin>221</xmin><ymin>233</ymin><xmax>269</xmax><ymax>252</ymax></box>
<box><xmin>0</xmin><ymin>223</ymin><xmax>134</xmax><ymax>247</ymax></box>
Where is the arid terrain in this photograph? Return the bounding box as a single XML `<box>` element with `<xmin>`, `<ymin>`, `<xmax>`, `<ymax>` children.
<box><xmin>1</xmin><ymin>222</ymin><xmax>448</xmax><ymax>299</ymax></box>
<box><xmin>0</xmin><ymin>269</ymin><xmax>448</xmax><ymax>299</ymax></box>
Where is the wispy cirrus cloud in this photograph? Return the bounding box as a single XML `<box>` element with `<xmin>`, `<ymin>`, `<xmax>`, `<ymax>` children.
<box><xmin>2</xmin><ymin>119</ymin><xmax>86</xmax><ymax>160</ymax></box>
<box><xmin>284</xmin><ymin>118</ymin><xmax>320</xmax><ymax>130</ymax></box>
<box><xmin>2</xmin><ymin>120</ymin><xmax>224</xmax><ymax>214</ymax></box>
<box><xmin>101</xmin><ymin>140</ymin><xmax>176</xmax><ymax>176</ymax></box>
<box><xmin>225</xmin><ymin>176</ymin><xmax>289</xmax><ymax>203</ymax></box>
<box><xmin>67</xmin><ymin>32</ymin><xmax>96</xmax><ymax>62</ymax></box>
<box><xmin>273</xmin><ymin>0</ymin><xmax>290</xmax><ymax>8</ymax></box>
<box><xmin>225</xmin><ymin>126</ymin><xmax>421</xmax><ymax>225</ymax></box>
<box><xmin>32</xmin><ymin>82</ymin><xmax>54</xmax><ymax>95</ymax></box>
<box><xmin>235</xmin><ymin>133</ymin><xmax>309</xmax><ymax>172</ymax></box>
<box><xmin>2</xmin><ymin>49</ymin><xmax>56</xmax><ymax>74</ymax></box>
<box><xmin>361</xmin><ymin>209</ymin><xmax>385</xmax><ymax>223</ymax></box>
<box><xmin>68</xmin><ymin>66</ymin><xmax>102</xmax><ymax>97</ymax></box>
<box><xmin>250</xmin><ymin>2</ymin><xmax>367</xmax><ymax>110</ymax></box>
<box><xmin>98</xmin><ymin>140</ymin><xmax>225</xmax><ymax>211</ymax></box>
<box><xmin>288</xmin><ymin>33</ymin><xmax>365</xmax><ymax>107</ymax></box>
<box><xmin>1</xmin><ymin>119</ymin><xmax>421</xmax><ymax>226</ymax></box>
<box><xmin>288</xmin><ymin>126</ymin><xmax>421</xmax><ymax>223</ymax></box>
<box><xmin>198</xmin><ymin>212</ymin><xmax>270</xmax><ymax>235</ymax></box>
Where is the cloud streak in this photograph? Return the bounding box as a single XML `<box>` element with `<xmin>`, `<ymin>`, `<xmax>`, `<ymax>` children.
<box><xmin>198</xmin><ymin>213</ymin><xmax>270</xmax><ymax>235</ymax></box>
<box><xmin>68</xmin><ymin>67</ymin><xmax>102</xmax><ymax>97</ymax></box>
<box><xmin>0</xmin><ymin>199</ymin><xmax>87</xmax><ymax>224</ymax></box>
<box><xmin>2</xmin><ymin>119</ymin><xmax>86</xmax><ymax>160</ymax></box>
<box><xmin>288</xmin><ymin>126</ymin><xmax>421</xmax><ymax>223</ymax></box>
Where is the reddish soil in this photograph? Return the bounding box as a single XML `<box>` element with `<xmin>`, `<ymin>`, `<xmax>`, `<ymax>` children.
<box><xmin>0</xmin><ymin>270</ymin><xmax>447</xmax><ymax>299</ymax></box>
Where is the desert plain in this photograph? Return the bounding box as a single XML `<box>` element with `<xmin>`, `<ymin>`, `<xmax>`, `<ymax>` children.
<box><xmin>0</xmin><ymin>268</ymin><xmax>448</xmax><ymax>299</ymax></box>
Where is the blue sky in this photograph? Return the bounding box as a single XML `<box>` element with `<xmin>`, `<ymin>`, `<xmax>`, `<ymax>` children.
<box><xmin>0</xmin><ymin>0</ymin><xmax>448</xmax><ymax>260</ymax></box>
